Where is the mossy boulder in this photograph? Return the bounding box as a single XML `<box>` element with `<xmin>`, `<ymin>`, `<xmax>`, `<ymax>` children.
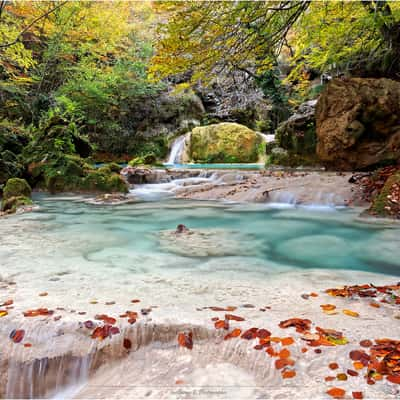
<box><xmin>188</xmin><ymin>123</ymin><xmax>262</xmax><ymax>163</ymax></box>
<box><xmin>29</xmin><ymin>155</ymin><xmax>128</xmax><ymax>194</ymax></box>
<box><xmin>1</xmin><ymin>178</ymin><xmax>32</xmax><ymax>213</ymax></box>
<box><xmin>3</xmin><ymin>178</ymin><xmax>31</xmax><ymax>201</ymax></box>
<box><xmin>82</xmin><ymin>171</ymin><xmax>128</xmax><ymax>193</ymax></box>
<box><xmin>369</xmin><ymin>172</ymin><xmax>400</xmax><ymax>218</ymax></box>
<box><xmin>128</xmin><ymin>153</ymin><xmax>157</xmax><ymax>167</ymax></box>
<box><xmin>1</xmin><ymin>196</ymin><xmax>32</xmax><ymax>213</ymax></box>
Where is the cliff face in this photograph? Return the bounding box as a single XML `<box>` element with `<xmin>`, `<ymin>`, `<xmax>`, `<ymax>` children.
<box><xmin>316</xmin><ymin>78</ymin><xmax>400</xmax><ymax>170</ymax></box>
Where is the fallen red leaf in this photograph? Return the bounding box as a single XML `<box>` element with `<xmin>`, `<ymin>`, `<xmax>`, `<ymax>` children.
<box><xmin>177</xmin><ymin>332</ymin><xmax>193</xmax><ymax>350</ymax></box>
<box><xmin>241</xmin><ymin>328</ymin><xmax>258</xmax><ymax>340</ymax></box>
<box><xmin>279</xmin><ymin>318</ymin><xmax>311</xmax><ymax>333</ymax></box>
<box><xmin>10</xmin><ymin>329</ymin><xmax>25</xmax><ymax>343</ymax></box>
<box><xmin>225</xmin><ymin>314</ymin><xmax>245</xmax><ymax>322</ymax></box>
<box><xmin>387</xmin><ymin>375</ymin><xmax>400</xmax><ymax>384</ymax></box>
<box><xmin>224</xmin><ymin>328</ymin><xmax>241</xmax><ymax>340</ymax></box>
<box><xmin>123</xmin><ymin>338</ymin><xmax>132</xmax><ymax>350</ymax></box>
<box><xmin>281</xmin><ymin>369</ymin><xmax>296</xmax><ymax>379</ymax></box>
<box><xmin>326</xmin><ymin>387</ymin><xmax>345</xmax><ymax>398</ymax></box>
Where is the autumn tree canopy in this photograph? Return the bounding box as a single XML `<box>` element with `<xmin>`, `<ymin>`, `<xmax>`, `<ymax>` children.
<box><xmin>150</xmin><ymin>1</ymin><xmax>400</xmax><ymax>82</ymax></box>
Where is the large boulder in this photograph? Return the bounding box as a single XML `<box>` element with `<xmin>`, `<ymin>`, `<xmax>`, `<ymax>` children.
<box><xmin>188</xmin><ymin>123</ymin><xmax>263</xmax><ymax>163</ymax></box>
<box><xmin>316</xmin><ymin>78</ymin><xmax>400</xmax><ymax>170</ymax></box>
<box><xmin>272</xmin><ymin>100</ymin><xmax>318</xmax><ymax>166</ymax></box>
<box><xmin>1</xmin><ymin>178</ymin><xmax>32</xmax><ymax>213</ymax></box>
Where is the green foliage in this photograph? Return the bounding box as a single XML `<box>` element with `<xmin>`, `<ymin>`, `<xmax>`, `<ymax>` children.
<box><xmin>289</xmin><ymin>1</ymin><xmax>400</xmax><ymax>81</ymax></box>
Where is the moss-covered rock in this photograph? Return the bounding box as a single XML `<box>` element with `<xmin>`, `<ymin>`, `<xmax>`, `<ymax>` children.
<box><xmin>1</xmin><ymin>196</ymin><xmax>32</xmax><ymax>213</ymax></box>
<box><xmin>1</xmin><ymin>178</ymin><xmax>32</xmax><ymax>213</ymax></box>
<box><xmin>268</xmin><ymin>147</ymin><xmax>289</xmax><ymax>166</ymax></box>
<box><xmin>128</xmin><ymin>153</ymin><xmax>157</xmax><ymax>167</ymax></box>
<box><xmin>3</xmin><ymin>178</ymin><xmax>31</xmax><ymax>201</ymax></box>
<box><xmin>188</xmin><ymin>123</ymin><xmax>262</xmax><ymax>163</ymax></box>
<box><xmin>82</xmin><ymin>171</ymin><xmax>128</xmax><ymax>193</ymax></box>
<box><xmin>369</xmin><ymin>172</ymin><xmax>400</xmax><ymax>218</ymax></box>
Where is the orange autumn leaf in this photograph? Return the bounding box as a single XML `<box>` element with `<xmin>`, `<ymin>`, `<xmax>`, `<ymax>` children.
<box><xmin>241</xmin><ymin>328</ymin><xmax>258</xmax><ymax>340</ymax></box>
<box><xmin>214</xmin><ymin>319</ymin><xmax>229</xmax><ymax>330</ymax></box>
<box><xmin>279</xmin><ymin>348</ymin><xmax>291</xmax><ymax>359</ymax></box>
<box><xmin>281</xmin><ymin>369</ymin><xmax>296</xmax><ymax>379</ymax></box>
<box><xmin>275</xmin><ymin>358</ymin><xmax>295</xmax><ymax>370</ymax></box>
<box><xmin>353</xmin><ymin>362</ymin><xmax>365</xmax><ymax>370</ymax></box>
<box><xmin>352</xmin><ymin>392</ymin><xmax>363</xmax><ymax>399</ymax></box>
<box><xmin>209</xmin><ymin>306</ymin><xmax>236</xmax><ymax>312</ymax></box>
<box><xmin>387</xmin><ymin>375</ymin><xmax>400</xmax><ymax>384</ymax></box>
<box><xmin>177</xmin><ymin>332</ymin><xmax>193</xmax><ymax>350</ymax></box>
<box><xmin>266</xmin><ymin>347</ymin><xmax>277</xmax><ymax>357</ymax></box>
<box><xmin>279</xmin><ymin>318</ymin><xmax>311</xmax><ymax>333</ymax></box>
<box><xmin>10</xmin><ymin>329</ymin><xmax>25</xmax><ymax>343</ymax></box>
<box><xmin>320</xmin><ymin>304</ymin><xmax>336</xmax><ymax>311</ymax></box>
<box><xmin>281</xmin><ymin>337</ymin><xmax>294</xmax><ymax>346</ymax></box>
<box><xmin>95</xmin><ymin>314</ymin><xmax>117</xmax><ymax>325</ymax></box>
<box><xmin>343</xmin><ymin>309</ymin><xmax>359</xmax><ymax>317</ymax></box>
<box><xmin>326</xmin><ymin>387</ymin><xmax>346</xmax><ymax>398</ymax></box>
<box><xmin>23</xmin><ymin>308</ymin><xmax>54</xmax><ymax>317</ymax></box>
<box><xmin>225</xmin><ymin>314</ymin><xmax>245</xmax><ymax>322</ymax></box>
<box><xmin>256</xmin><ymin>329</ymin><xmax>271</xmax><ymax>339</ymax></box>
<box><xmin>369</xmin><ymin>302</ymin><xmax>380</xmax><ymax>308</ymax></box>
<box><xmin>270</xmin><ymin>336</ymin><xmax>282</xmax><ymax>343</ymax></box>
<box><xmin>329</xmin><ymin>363</ymin><xmax>339</xmax><ymax>370</ymax></box>
<box><xmin>224</xmin><ymin>328</ymin><xmax>241</xmax><ymax>340</ymax></box>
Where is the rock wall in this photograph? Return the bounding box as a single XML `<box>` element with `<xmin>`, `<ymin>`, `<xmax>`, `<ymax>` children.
<box><xmin>316</xmin><ymin>78</ymin><xmax>400</xmax><ymax>170</ymax></box>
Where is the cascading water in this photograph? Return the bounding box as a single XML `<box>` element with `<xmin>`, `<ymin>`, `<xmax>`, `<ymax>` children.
<box><xmin>257</xmin><ymin>132</ymin><xmax>275</xmax><ymax>143</ymax></box>
<box><xmin>165</xmin><ymin>131</ymin><xmax>274</xmax><ymax>166</ymax></box>
<box><xmin>166</xmin><ymin>135</ymin><xmax>187</xmax><ymax>165</ymax></box>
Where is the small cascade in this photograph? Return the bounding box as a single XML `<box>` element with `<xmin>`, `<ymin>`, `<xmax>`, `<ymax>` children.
<box><xmin>257</xmin><ymin>132</ymin><xmax>275</xmax><ymax>143</ymax></box>
<box><xmin>166</xmin><ymin>135</ymin><xmax>187</xmax><ymax>165</ymax></box>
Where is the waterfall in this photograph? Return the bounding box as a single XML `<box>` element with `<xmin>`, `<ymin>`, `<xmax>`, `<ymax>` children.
<box><xmin>257</xmin><ymin>132</ymin><xmax>275</xmax><ymax>143</ymax></box>
<box><xmin>166</xmin><ymin>135</ymin><xmax>186</xmax><ymax>164</ymax></box>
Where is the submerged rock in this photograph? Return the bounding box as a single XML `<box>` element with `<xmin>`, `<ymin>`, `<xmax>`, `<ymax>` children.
<box><xmin>158</xmin><ymin>228</ymin><xmax>259</xmax><ymax>257</ymax></box>
<box><xmin>83</xmin><ymin>193</ymin><xmax>137</xmax><ymax>206</ymax></box>
<box><xmin>316</xmin><ymin>78</ymin><xmax>400</xmax><ymax>170</ymax></box>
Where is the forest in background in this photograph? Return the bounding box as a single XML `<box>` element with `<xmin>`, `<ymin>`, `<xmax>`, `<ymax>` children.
<box><xmin>1</xmin><ymin>1</ymin><xmax>400</xmax><ymax>206</ymax></box>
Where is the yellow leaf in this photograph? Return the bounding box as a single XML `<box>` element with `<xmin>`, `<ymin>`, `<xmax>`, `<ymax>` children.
<box><xmin>342</xmin><ymin>309</ymin><xmax>359</xmax><ymax>317</ymax></box>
